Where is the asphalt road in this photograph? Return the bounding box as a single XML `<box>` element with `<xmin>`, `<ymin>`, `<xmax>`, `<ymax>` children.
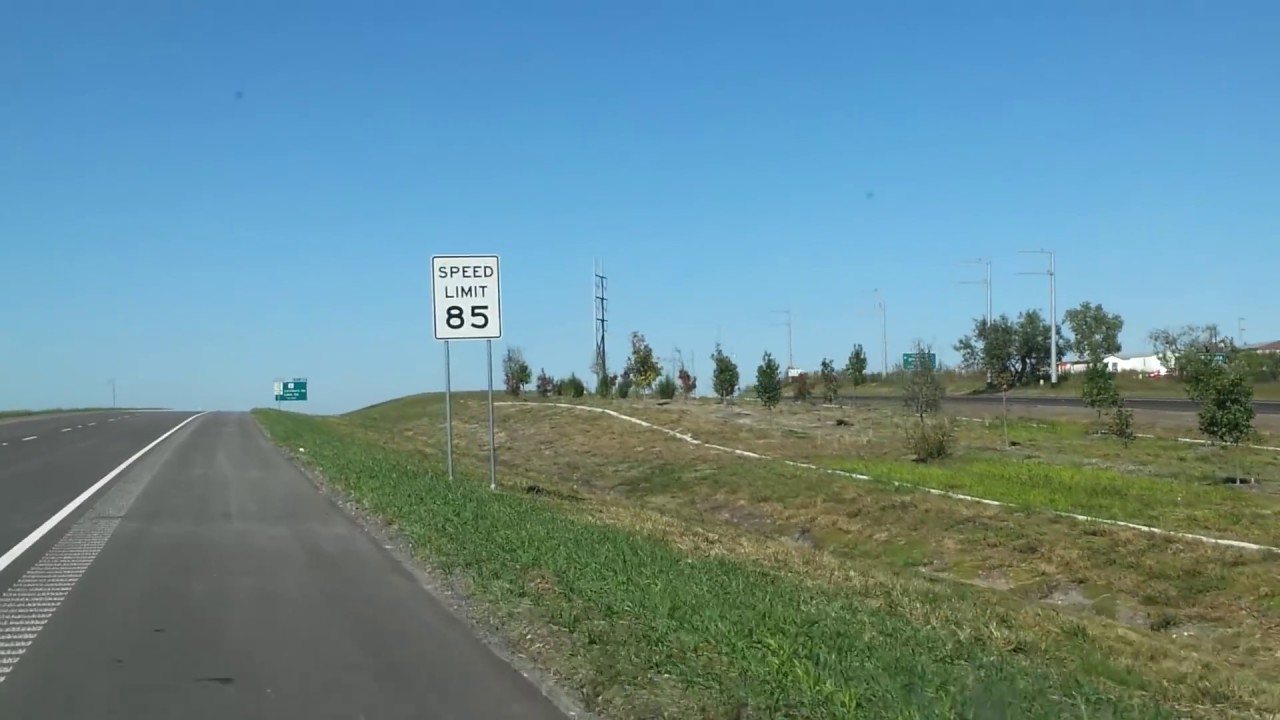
<box><xmin>850</xmin><ymin>394</ymin><xmax>1280</xmax><ymax>415</ymax></box>
<box><xmin>0</xmin><ymin>412</ymin><xmax>567</xmax><ymax>719</ymax></box>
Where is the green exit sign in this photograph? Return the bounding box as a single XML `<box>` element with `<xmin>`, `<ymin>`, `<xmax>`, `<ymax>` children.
<box><xmin>902</xmin><ymin>353</ymin><xmax>937</xmax><ymax>371</ymax></box>
<box><xmin>274</xmin><ymin>378</ymin><xmax>308</xmax><ymax>402</ymax></box>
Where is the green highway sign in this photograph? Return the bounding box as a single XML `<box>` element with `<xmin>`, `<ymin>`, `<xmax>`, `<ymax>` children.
<box><xmin>902</xmin><ymin>352</ymin><xmax>937</xmax><ymax>371</ymax></box>
<box><xmin>1197</xmin><ymin>352</ymin><xmax>1228</xmax><ymax>365</ymax></box>
<box><xmin>274</xmin><ymin>378</ymin><xmax>308</xmax><ymax>402</ymax></box>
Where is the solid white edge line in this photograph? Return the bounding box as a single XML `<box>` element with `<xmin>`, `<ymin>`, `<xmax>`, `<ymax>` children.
<box><xmin>0</xmin><ymin>412</ymin><xmax>208</xmax><ymax>574</ymax></box>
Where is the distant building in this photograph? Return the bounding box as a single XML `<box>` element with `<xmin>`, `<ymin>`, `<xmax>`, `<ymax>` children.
<box><xmin>1060</xmin><ymin>352</ymin><xmax>1170</xmax><ymax>376</ymax></box>
<box><xmin>1244</xmin><ymin>341</ymin><xmax>1280</xmax><ymax>354</ymax></box>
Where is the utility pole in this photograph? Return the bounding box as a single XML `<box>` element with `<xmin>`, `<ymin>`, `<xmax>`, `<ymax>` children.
<box><xmin>1019</xmin><ymin>249</ymin><xmax>1058</xmax><ymax>385</ymax></box>
<box><xmin>1238</xmin><ymin>317</ymin><xmax>1246</xmax><ymax>348</ymax></box>
<box><xmin>771</xmin><ymin>309</ymin><xmax>794</xmax><ymax>373</ymax></box>
<box><xmin>109</xmin><ymin>378</ymin><xmax>116</xmax><ymax>408</ymax></box>
<box><xmin>874</xmin><ymin>289</ymin><xmax>888</xmax><ymax>375</ymax></box>
<box><xmin>593</xmin><ymin>259</ymin><xmax>609</xmax><ymax>385</ymax></box>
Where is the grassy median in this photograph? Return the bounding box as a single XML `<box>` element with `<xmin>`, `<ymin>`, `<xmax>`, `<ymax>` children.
<box><xmin>253</xmin><ymin>401</ymin><xmax>1280</xmax><ymax>719</ymax></box>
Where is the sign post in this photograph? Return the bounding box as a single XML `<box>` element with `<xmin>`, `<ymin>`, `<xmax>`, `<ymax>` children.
<box><xmin>431</xmin><ymin>254</ymin><xmax>503</xmax><ymax>490</ymax></box>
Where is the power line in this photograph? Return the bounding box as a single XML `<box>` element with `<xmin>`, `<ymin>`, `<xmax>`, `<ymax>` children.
<box><xmin>1018</xmin><ymin>248</ymin><xmax>1058</xmax><ymax>385</ymax></box>
<box><xmin>593</xmin><ymin>259</ymin><xmax>608</xmax><ymax>383</ymax></box>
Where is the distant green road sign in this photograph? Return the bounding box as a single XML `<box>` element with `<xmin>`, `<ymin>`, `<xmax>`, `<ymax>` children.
<box><xmin>274</xmin><ymin>378</ymin><xmax>308</xmax><ymax>402</ymax></box>
<box><xmin>1197</xmin><ymin>352</ymin><xmax>1228</xmax><ymax>365</ymax></box>
<box><xmin>902</xmin><ymin>352</ymin><xmax>937</xmax><ymax>371</ymax></box>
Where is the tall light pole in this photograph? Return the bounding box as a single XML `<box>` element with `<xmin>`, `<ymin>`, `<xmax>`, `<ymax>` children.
<box><xmin>874</xmin><ymin>288</ymin><xmax>888</xmax><ymax>375</ymax></box>
<box><xmin>771</xmin><ymin>309</ymin><xmax>794</xmax><ymax>372</ymax></box>
<box><xmin>961</xmin><ymin>258</ymin><xmax>992</xmax><ymax>327</ymax></box>
<box><xmin>961</xmin><ymin>259</ymin><xmax>993</xmax><ymax>383</ymax></box>
<box><xmin>109</xmin><ymin>378</ymin><xmax>116</xmax><ymax>408</ymax></box>
<box><xmin>1019</xmin><ymin>249</ymin><xmax>1058</xmax><ymax>385</ymax></box>
<box><xmin>1238</xmin><ymin>317</ymin><xmax>1247</xmax><ymax>348</ymax></box>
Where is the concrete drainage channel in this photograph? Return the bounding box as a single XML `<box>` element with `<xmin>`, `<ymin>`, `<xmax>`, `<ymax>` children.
<box><xmin>496</xmin><ymin>402</ymin><xmax>1280</xmax><ymax>554</ymax></box>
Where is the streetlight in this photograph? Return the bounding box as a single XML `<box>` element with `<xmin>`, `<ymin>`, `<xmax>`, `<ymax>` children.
<box><xmin>960</xmin><ymin>258</ymin><xmax>992</xmax><ymax>327</ymax></box>
<box><xmin>770</xmin><ymin>309</ymin><xmax>794</xmax><ymax>373</ymax></box>
<box><xmin>873</xmin><ymin>289</ymin><xmax>888</xmax><ymax>376</ymax></box>
<box><xmin>1018</xmin><ymin>249</ymin><xmax>1058</xmax><ymax>385</ymax></box>
<box><xmin>960</xmin><ymin>259</ymin><xmax>993</xmax><ymax>383</ymax></box>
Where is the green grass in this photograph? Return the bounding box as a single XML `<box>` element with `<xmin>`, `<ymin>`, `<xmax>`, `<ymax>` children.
<box><xmin>844</xmin><ymin>375</ymin><xmax>1280</xmax><ymax>401</ymax></box>
<box><xmin>253</xmin><ymin>407</ymin><xmax>1197</xmax><ymax>719</ymax></box>
<box><xmin>0</xmin><ymin>407</ymin><xmax>116</xmax><ymax>420</ymax></box>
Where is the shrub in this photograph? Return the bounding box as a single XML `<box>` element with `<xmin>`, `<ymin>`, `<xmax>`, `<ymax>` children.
<box><xmin>656</xmin><ymin>374</ymin><xmax>678</xmax><ymax>400</ymax></box>
<box><xmin>535</xmin><ymin>369</ymin><xmax>555</xmax><ymax>398</ymax></box>
<box><xmin>1109</xmin><ymin>402</ymin><xmax>1135</xmax><ymax>446</ymax></box>
<box><xmin>792</xmin><ymin>372</ymin><xmax>812</xmax><ymax>401</ymax></box>
<box><xmin>677</xmin><ymin>368</ymin><xmax>696</xmax><ymax>399</ymax></box>
<box><xmin>904</xmin><ymin>415</ymin><xmax>955</xmax><ymax>461</ymax></box>
<box><xmin>562</xmin><ymin>373</ymin><xmax>586</xmax><ymax>398</ymax></box>
<box><xmin>616</xmin><ymin>375</ymin><xmax>633</xmax><ymax>399</ymax></box>
<box><xmin>818</xmin><ymin>358</ymin><xmax>840</xmax><ymax>404</ymax></box>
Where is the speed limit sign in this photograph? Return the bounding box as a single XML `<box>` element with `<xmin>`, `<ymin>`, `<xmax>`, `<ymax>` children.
<box><xmin>431</xmin><ymin>254</ymin><xmax>503</xmax><ymax>341</ymax></box>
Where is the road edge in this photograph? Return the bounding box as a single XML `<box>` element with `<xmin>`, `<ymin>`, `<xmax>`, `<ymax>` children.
<box><xmin>251</xmin><ymin>417</ymin><xmax>597</xmax><ymax>720</ymax></box>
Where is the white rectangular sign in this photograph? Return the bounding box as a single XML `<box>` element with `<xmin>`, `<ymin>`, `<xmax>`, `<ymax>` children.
<box><xmin>431</xmin><ymin>254</ymin><xmax>503</xmax><ymax>340</ymax></box>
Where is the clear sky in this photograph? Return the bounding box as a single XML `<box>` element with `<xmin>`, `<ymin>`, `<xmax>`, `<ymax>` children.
<box><xmin>3</xmin><ymin>1</ymin><xmax>1277</xmax><ymax>413</ymax></box>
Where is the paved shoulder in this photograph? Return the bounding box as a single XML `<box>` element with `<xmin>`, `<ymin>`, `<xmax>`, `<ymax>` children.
<box><xmin>0</xmin><ymin>412</ymin><xmax>567</xmax><ymax>720</ymax></box>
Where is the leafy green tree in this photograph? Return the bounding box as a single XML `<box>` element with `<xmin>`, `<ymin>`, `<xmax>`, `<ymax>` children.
<box><xmin>1063</xmin><ymin>301</ymin><xmax>1124</xmax><ymax>363</ymax></box>
<box><xmin>1198</xmin><ymin>368</ymin><xmax>1255</xmax><ymax>446</ymax></box>
<box><xmin>624</xmin><ymin>332</ymin><xmax>662</xmax><ymax>396</ymax></box>
<box><xmin>710</xmin><ymin>344</ymin><xmax>740</xmax><ymax>403</ymax></box>
<box><xmin>755</xmin><ymin>351</ymin><xmax>783</xmax><ymax>410</ymax></box>
<box><xmin>818</xmin><ymin>358</ymin><xmax>840</xmax><ymax>403</ymax></box>
<box><xmin>616</xmin><ymin>370</ymin><xmax>633</xmax><ymax>399</ymax></box>
<box><xmin>955</xmin><ymin>310</ymin><xmax>1068</xmax><ymax>388</ymax></box>
<box><xmin>1149</xmin><ymin>324</ymin><xmax>1234</xmax><ymax>377</ymax></box>
<box><xmin>845</xmin><ymin>344</ymin><xmax>868</xmax><ymax>391</ymax></box>
<box><xmin>502</xmin><ymin>347</ymin><xmax>533</xmax><ymax>396</ymax></box>
<box><xmin>1080</xmin><ymin>363</ymin><xmax>1121</xmax><ymax>422</ymax></box>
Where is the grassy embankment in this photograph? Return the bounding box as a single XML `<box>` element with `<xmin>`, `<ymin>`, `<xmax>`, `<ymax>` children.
<box><xmin>845</xmin><ymin>372</ymin><xmax>1280</xmax><ymax>400</ymax></box>
<box><xmin>254</xmin><ymin>393</ymin><xmax>1280</xmax><ymax>719</ymax></box>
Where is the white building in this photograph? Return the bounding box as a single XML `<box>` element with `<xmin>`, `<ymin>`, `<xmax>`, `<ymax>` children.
<box><xmin>1060</xmin><ymin>352</ymin><xmax>1170</xmax><ymax>376</ymax></box>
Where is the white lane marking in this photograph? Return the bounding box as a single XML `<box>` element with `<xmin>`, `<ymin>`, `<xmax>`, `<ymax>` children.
<box><xmin>0</xmin><ymin>412</ymin><xmax>207</xmax><ymax>575</ymax></box>
<box><xmin>75</xmin><ymin>425</ymin><xmax>83</xmax><ymax>429</ymax></box>
<box><xmin>60</xmin><ymin>428</ymin><xmax>71</xmax><ymax>433</ymax></box>
<box><xmin>87</xmin><ymin>423</ymin><xmax>96</xmax><ymax>427</ymax></box>
<box><xmin>106</xmin><ymin>419</ymin><xmax>115</xmax><ymax>422</ymax></box>
<box><xmin>20</xmin><ymin>437</ymin><xmax>36</xmax><ymax>442</ymax></box>
<box><xmin>0</xmin><ymin>519</ymin><xmax>120</xmax><ymax>683</ymax></box>
<box><xmin>505</xmin><ymin>402</ymin><xmax>1280</xmax><ymax>554</ymax></box>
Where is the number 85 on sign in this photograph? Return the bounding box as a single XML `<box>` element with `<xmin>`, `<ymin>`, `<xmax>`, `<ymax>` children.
<box><xmin>431</xmin><ymin>254</ymin><xmax>503</xmax><ymax>341</ymax></box>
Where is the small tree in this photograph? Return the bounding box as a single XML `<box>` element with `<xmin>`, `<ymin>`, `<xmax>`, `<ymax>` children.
<box><xmin>711</xmin><ymin>343</ymin><xmax>740</xmax><ymax>403</ymax></box>
<box><xmin>755</xmin><ymin>351</ymin><xmax>783</xmax><ymax>410</ymax></box>
<box><xmin>616</xmin><ymin>371</ymin><xmax>633</xmax><ymax>399</ymax></box>
<box><xmin>502</xmin><ymin>347</ymin><xmax>533</xmax><ymax>397</ymax></box>
<box><xmin>562</xmin><ymin>373</ymin><xmax>586</xmax><ymax>398</ymax></box>
<box><xmin>792</xmin><ymin>371</ymin><xmax>813</xmax><ymax>401</ymax></box>
<box><xmin>656</xmin><ymin>374</ymin><xmax>678</xmax><ymax>400</ymax></box>
<box><xmin>624</xmin><ymin>332</ymin><xmax>662</xmax><ymax>397</ymax></box>
<box><xmin>818</xmin><ymin>358</ymin><xmax>840</xmax><ymax>404</ymax></box>
<box><xmin>902</xmin><ymin>344</ymin><xmax>945</xmax><ymax>420</ymax></box>
<box><xmin>845</xmin><ymin>344</ymin><xmax>868</xmax><ymax>398</ymax></box>
<box><xmin>677</xmin><ymin>367</ymin><xmax>697</xmax><ymax>399</ymax></box>
<box><xmin>535</xmin><ymin>368</ymin><xmax>555</xmax><ymax>398</ymax></box>
<box><xmin>595</xmin><ymin>373</ymin><xmax>616</xmax><ymax>398</ymax></box>
<box><xmin>902</xmin><ymin>342</ymin><xmax>952</xmax><ymax>460</ymax></box>
<box><xmin>1109</xmin><ymin>400</ymin><xmax>1135</xmax><ymax>447</ymax></box>
<box><xmin>1080</xmin><ymin>363</ymin><xmax>1121</xmax><ymax>423</ymax></box>
<box><xmin>1198</xmin><ymin>368</ymin><xmax>1256</xmax><ymax>480</ymax></box>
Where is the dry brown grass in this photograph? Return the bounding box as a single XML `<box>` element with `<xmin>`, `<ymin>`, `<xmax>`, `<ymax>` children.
<box><xmin>342</xmin><ymin>392</ymin><xmax>1280</xmax><ymax>703</ymax></box>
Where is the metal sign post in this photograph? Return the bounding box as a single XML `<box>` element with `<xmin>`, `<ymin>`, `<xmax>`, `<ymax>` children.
<box><xmin>444</xmin><ymin>340</ymin><xmax>454</xmax><ymax>480</ymax></box>
<box><xmin>431</xmin><ymin>254</ymin><xmax>503</xmax><ymax>490</ymax></box>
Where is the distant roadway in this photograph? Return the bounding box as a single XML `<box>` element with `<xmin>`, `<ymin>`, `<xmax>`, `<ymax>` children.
<box><xmin>850</xmin><ymin>393</ymin><xmax>1280</xmax><ymax>415</ymax></box>
<box><xmin>0</xmin><ymin>411</ymin><xmax>566</xmax><ymax>719</ymax></box>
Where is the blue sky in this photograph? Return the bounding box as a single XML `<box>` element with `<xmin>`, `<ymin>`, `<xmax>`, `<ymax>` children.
<box><xmin>2</xmin><ymin>1</ymin><xmax>1278</xmax><ymax>413</ymax></box>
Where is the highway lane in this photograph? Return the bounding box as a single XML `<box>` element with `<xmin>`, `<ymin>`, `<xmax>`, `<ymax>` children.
<box><xmin>0</xmin><ymin>411</ymin><xmax>201</xmax><ymax>560</ymax></box>
<box><xmin>850</xmin><ymin>394</ymin><xmax>1280</xmax><ymax>414</ymax></box>
<box><xmin>0</xmin><ymin>412</ymin><xmax>568</xmax><ymax>719</ymax></box>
